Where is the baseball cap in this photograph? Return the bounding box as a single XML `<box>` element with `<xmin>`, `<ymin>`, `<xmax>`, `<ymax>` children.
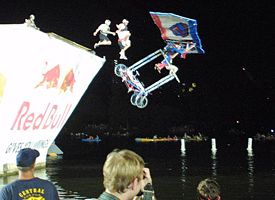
<box><xmin>16</xmin><ymin>148</ymin><xmax>40</xmax><ymax>167</ymax></box>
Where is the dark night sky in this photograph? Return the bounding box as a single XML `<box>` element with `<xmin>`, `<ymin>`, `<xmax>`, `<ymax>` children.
<box><xmin>1</xmin><ymin>1</ymin><xmax>274</xmax><ymax>133</ymax></box>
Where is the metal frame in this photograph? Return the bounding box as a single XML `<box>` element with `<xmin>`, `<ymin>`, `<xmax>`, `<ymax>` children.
<box><xmin>114</xmin><ymin>48</ymin><xmax>180</xmax><ymax>108</ymax></box>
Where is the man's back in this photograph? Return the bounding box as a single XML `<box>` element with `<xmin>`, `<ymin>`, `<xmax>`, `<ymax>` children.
<box><xmin>0</xmin><ymin>177</ymin><xmax>59</xmax><ymax>200</ymax></box>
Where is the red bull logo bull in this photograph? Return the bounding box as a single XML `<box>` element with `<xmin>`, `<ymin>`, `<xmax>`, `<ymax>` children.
<box><xmin>35</xmin><ymin>63</ymin><xmax>60</xmax><ymax>89</ymax></box>
<box><xmin>60</xmin><ymin>68</ymin><xmax>76</xmax><ymax>93</ymax></box>
<box><xmin>35</xmin><ymin>61</ymin><xmax>77</xmax><ymax>93</ymax></box>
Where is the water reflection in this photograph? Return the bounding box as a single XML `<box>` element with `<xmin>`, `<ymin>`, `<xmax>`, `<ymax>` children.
<box><xmin>46</xmin><ymin>156</ymin><xmax>90</xmax><ymax>199</ymax></box>
<box><xmin>54</xmin><ymin>183</ymin><xmax>88</xmax><ymax>200</ymax></box>
<box><xmin>247</xmin><ymin>150</ymin><xmax>254</xmax><ymax>198</ymax></box>
<box><xmin>181</xmin><ymin>149</ymin><xmax>186</xmax><ymax>199</ymax></box>
<box><xmin>211</xmin><ymin>150</ymin><xmax>217</xmax><ymax>177</ymax></box>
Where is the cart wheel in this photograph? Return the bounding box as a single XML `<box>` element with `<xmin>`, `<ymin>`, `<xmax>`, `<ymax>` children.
<box><xmin>114</xmin><ymin>64</ymin><xmax>127</xmax><ymax>77</ymax></box>
<box><xmin>136</xmin><ymin>96</ymin><xmax>148</xmax><ymax>109</ymax></box>
<box><xmin>130</xmin><ymin>93</ymin><xmax>138</xmax><ymax>106</ymax></box>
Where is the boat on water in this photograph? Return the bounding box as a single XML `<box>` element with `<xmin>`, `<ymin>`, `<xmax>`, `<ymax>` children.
<box><xmin>0</xmin><ymin>20</ymin><xmax>105</xmax><ymax>176</ymax></box>
<box><xmin>254</xmin><ymin>133</ymin><xmax>275</xmax><ymax>142</ymax></box>
<box><xmin>182</xmin><ymin>136</ymin><xmax>207</xmax><ymax>142</ymax></box>
<box><xmin>135</xmin><ymin>137</ymin><xmax>179</xmax><ymax>142</ymax></box>
<box><xmin>81</xmin><ymin>138</ymin><xmax>102</xmax><ymax>143</ymax></box>
<box><xmin>135</xmin><ymin>134</ymin><xmax>207</xmax><ymax>143</ymax></box>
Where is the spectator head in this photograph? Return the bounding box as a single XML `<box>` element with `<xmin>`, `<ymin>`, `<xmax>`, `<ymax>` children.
<box><xmin>122</xmin><ymin>19</ymin><xmax>129</xmax><ymax>25</ymax></box>
<box><xmin>30</xmin><ymin>14</ymin><xmax>35</xmax><ymax>20</ymax></box>
<box><xmin>16</xmin><ymin>148</ymin><xmax>40</xmax><ymax>171</ymax></box>
<box><xmin>103</xmin><ymin>149</ymin><xmax>145</xmax><ymax>195</ymax></box>
<box><xmin>105</xmin><ymin>19</ymin><xmax>111</xmax><ymax>26</ymax></box>
<box><xmin>197</xmin><ymin>178</ymin><xmax>221</xmax><ymax>200</ymax></box>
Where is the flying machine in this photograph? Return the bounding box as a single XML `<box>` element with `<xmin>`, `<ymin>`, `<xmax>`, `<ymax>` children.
<box><xmin>114</xmin><ymin>12</ymin><xmax>204</xmax><ymax>108</ymax></box>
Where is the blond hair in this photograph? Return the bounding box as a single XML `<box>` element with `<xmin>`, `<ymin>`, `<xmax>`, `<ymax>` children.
<box><xmin>103</xmin><ymin>149</ymin><xmax>145</xmax><ymax>193</ymax></box>
<box><xmin>197</xmin><ymin>178</ymin><xmax>220</xmax><ymax>200</ymax></box>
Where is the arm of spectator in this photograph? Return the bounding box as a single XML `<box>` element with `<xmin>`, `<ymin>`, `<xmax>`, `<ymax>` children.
<box><xmin>141</xmin><ymin>168</ymin><xmax>156</xmax><ymax>200</ymax></box>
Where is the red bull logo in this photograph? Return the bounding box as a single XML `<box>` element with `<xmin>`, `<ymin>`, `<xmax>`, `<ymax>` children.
<box><xmin>35</xmin><ymin>61</ymin><xmax>76</xmax><ymax>93</ymax></box>
<box><xmin>35</xmin><ymin>63</ymin><xmax>60</xmax><ymax>89</ymax></box>
<box><xmin>60</xmin><ymin>68</ymin><xmax>76</xmax><ymax>93</ymax></box>
<box><xmin>11</xmin><ymin>101</ymin><xmax>72</xmax><ymax>131</ymax></box>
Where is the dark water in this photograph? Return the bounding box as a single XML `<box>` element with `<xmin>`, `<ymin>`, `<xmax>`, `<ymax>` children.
<box><xmin>1</xmin><ymin>138</ymin><xmax>275</xmax><ymax>199</ymax></box>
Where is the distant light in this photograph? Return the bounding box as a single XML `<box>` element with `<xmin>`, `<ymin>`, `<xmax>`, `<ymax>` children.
<box><xmin>271</xmin><ymin>129</ymin><xmax>274</xmax><ymax>133</ymax></box>
<box><xmin>242</xmin><ymin>67</ymin><xmax>246</xmax><ymax>71</ymax></box>
<box><xmin>266</xmin><ymin>97</ymin><xmax>270</xmax><ymax>100</ymax></box>
<box><xmin>236</xmin><ymin>120</ymin><xmax>240</xmax><ymax>124</ymax></box>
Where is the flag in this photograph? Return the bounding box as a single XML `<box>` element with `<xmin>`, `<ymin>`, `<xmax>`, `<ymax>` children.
<box><xmin>150</xmin><ymin>11</ymin><xmax>205</xmax><ymax>54</ymax></box>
